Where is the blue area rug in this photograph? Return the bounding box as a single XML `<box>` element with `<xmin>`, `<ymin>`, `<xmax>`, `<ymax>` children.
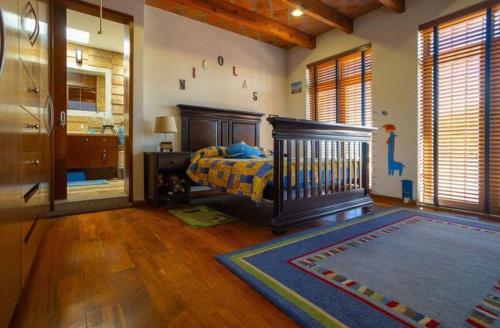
<box><xmin>67</xmin><ymin>179</ymin><xmax>109</xmax><ymax>187</ymax></box>
<box><xmin>217</xmin><ymin>208</ymin><xmax>500</xmax><ymax>328</ymax></box>
<box><xmin>67</xmin><ymin>171</ymin><xmax>109</xmax><ymax>187</ymax></box>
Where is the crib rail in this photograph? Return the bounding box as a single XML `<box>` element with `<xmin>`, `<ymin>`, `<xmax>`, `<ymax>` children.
<box><xmin>268</xmin><ymin>117</ymin><xmax>375</xmax><ymax>232</ymax></box>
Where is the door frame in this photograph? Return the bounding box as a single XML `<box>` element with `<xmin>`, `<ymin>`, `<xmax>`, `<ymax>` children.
<box><xmin>51</xmin><ymin>0</ymin><xmax>134</xmax><ymax>203</ymax></box>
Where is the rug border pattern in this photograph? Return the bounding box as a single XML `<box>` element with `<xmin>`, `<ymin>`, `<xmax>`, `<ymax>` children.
<box><xmin>217</xmin><ymin>208</ymin><xmax>500</xmax><ymax>327</ymax></box>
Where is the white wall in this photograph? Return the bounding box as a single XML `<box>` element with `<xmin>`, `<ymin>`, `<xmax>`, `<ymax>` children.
<box><xmin>76</xmin><ymin>0</ymin><xmax>487</xmax><ymax>201</ymax></box>
<box><xmin>287</xmin><ymin>0</ymin><xmax>484</xmax><ymax>199</ymax></box>
<box><xmin>142</xmin><ymin>7</ymin><xmax>288</xmax><ymax>199</ymax></box>
<box><xmin>77</xmin><ymin>4</ymin><xmax>287</xmax><ymax>201</ymax></box>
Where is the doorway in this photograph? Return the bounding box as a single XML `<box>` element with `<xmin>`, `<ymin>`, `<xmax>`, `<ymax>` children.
<box><xmin>52</xmin><ymin>1</ymin><xmax>133</xmax><ymax>212</ymax></box>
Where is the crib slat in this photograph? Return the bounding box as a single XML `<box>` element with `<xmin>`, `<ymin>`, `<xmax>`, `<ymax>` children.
<box><xmin>347</xmin><ymin>142</ymin><xmax>350</xmax><ymax>191</ymax></box>
<box><xmin>340</xmin><ymin>142</ymin><xmax>343</xmax><ymax>192</ymax></box>
<box><xmin>339</xmin><ymin>142</ymin><xmax>342</xmax><ymax>192</ymax></box>
<box><xmin>311</xmin><ymin>141</ymin><xmax>316</xmax><ymax>197</ymax></box>
<box><xmin>322</xmin><ymin>141</ymin><xmax>326</xmax><ymax>195</ymax></box>
<box><xmin>295</xmin><ymin>140</ymin><xmax>300</xmax><ymax>200</ymax></box>
<box><xmin>335</xmin><ymin>141</ymin><xmax>339</xmax><ymax>192</ymax></box>
<box><xmin>345</xmin><ymin>142</ymin><xmax>349</xmax><ymax>191</ymax></box>
<box><xmin>343</xmin><ymin>142</ymin><xmax>347</xmax><ymax>192</ymax></box>
<box><xmin>362</xmin><ymin>142</ymin><xmax>369</xmax><ymax>195</ymax></box>
<box><xmin>274</xmin><ymin>139</ymin><xmax>284</xmax><ymax>214</ymax></box>
<box><xmin>324</xmin><ymin>141</ymin><xmax>328</xmax><ymax>194</ymax></box>
<box><xmin>302</xmin><ymin>140</ymin><xmax>309</xmax><ymax>198</ymax></box>
<box><xmin>348</xmin><ymin>142</ymin><xmax>352</xmax><ymax>191</ymax></box>
<box><xmin>360</xmin><ymin>141</ymin><xmax>364</xmax><ymax>190</ymax></box>
<box><xmin>326</xmin><ymin>142</ymin><xmax>330</xmax><ymax>194</ymax></box>
<box><xmin>331</xmin><ymin>141</ymin><xmax>335</xmax><ymax>194</ymax></box>
<box><xmin>354</xmin><ymin>142</ymin><xmax>358</xmax><ymax>190</ymax></box>
<box><xmin>353</xmin><ymin>142</ymin><xmax>356</xmax><ymax>189</ymax></box>
<box><xmin>358</xmin><ymin>142</ymin><xmax>362</xmax><ymax>189</ymax></box>
<box><xmin>325</xmin><ymin>141</ymin><xmax>329</xmax><ymax>194</ymax></box>
<box><xmin>317</xmin><ymin>141</ymin><xmax>322</xmax><ymax>196</ymax></box>
<box><xmin>348</xmin><ymin>142</ymin><xmax>351</xmax><ymax>191</ymax></box>
<box><xmin>287</xmin><ymin>140</ymin><xmax>292</xmax><ymax>202</ymax></box>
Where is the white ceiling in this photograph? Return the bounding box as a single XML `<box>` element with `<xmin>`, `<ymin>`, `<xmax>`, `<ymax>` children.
<box><xmin>67</xmin><ymin>9</ymin><xmax>125</xmax><ymax>53</ymax></box>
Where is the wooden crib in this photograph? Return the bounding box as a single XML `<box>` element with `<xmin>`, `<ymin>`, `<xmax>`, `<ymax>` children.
<box><xmin>179</xmin><ymin>105</ymin><xmax>375</xmax><ymax>233</ymax></box>
<box><xmin>267</xmin><ymin>117</ymin><xmax>375</xmax><ymax>233</ymax></box>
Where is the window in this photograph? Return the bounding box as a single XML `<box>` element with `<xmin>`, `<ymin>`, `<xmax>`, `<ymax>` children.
<box><xmin>307</xmin><ymin>46</ymin><xmax>372</xmax><ymax>127</ymax></box>
<box><xmin>418</xmin><ymin>3</ymin><xmax>500</xmax><ymax>214</ymax></box>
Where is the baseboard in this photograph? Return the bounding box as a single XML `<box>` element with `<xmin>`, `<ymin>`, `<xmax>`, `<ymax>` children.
<box><xmin>372</xmin><ymin>195</ymin><xmax>500</xmax><ymax>223</ymax></box>
<box><xmin>51</xmin><ymin>196</ymin><xmax>132</xmax><ymax>217</ymax></box>
<box><xmin>133</xmin><ymin>200</ymin><xmax>147</xmax><ymax>208</ymax></box>
<box><xmin>371</xmin><ymin>193</ymin><xmax>417</xmax><ymax>206</ymax></box>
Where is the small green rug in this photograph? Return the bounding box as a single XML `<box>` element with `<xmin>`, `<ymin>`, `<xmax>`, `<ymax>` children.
<box><xmin>169</xmin><ymin>205</ymin><xmax>238</xmax><ymax>228</ymax></box>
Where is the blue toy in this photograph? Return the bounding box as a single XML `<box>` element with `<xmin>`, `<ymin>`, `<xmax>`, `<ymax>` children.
<box><xmin>401</xmin><ymin>179</ymin><xmax>413</xmax><ymax>202</ymax></box>
<box><xmin>118</xmin><ymin>126</ymin><xmax>125</xmax><ymax>145</ymax></box>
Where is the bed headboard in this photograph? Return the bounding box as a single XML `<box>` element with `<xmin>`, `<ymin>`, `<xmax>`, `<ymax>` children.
<box><xmin>178</xmin><ymin>104</ymin><xmax>265</xmax><ymax>152</ymax></box>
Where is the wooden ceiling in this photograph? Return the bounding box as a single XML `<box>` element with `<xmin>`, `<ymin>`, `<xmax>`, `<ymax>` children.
<box><xmin>146</xmin><ymin>0</ymin><xmax>405</xmax><ymax>49</ymax></box>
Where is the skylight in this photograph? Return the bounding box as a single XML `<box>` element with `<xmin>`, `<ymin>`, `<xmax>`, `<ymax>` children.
<box><xmin>67</xmin><ymin>27</ymin><xmax>90</xmax><ymax>44</ymax></box>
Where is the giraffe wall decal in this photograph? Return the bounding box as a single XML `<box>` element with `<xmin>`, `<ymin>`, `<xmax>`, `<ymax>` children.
<box><xmin>383</xmin><ymin>124</ymin><xmax>405</xmax><ymax>176</ymax></box>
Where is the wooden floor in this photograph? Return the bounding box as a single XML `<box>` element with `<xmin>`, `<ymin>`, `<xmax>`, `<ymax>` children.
<box><xmin>11</xmin><ymin>199</ymin><xmax>482</xmax><ymax>327</ymax></box>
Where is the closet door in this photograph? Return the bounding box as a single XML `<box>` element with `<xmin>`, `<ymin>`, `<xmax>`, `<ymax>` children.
<box><xmin>0</xmin><ymin>0</ymin><xmax>23</xmax><ymax>326</ymax></box>
<box><xmin>38</xmin><ymin>0</ymin><xmax>51</xmax><ymax>220</ymax></box>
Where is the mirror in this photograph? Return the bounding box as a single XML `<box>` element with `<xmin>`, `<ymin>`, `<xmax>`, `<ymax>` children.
<box><xmin>68</xmin><ymin>71</ymin><xmax>99</xmax><ymax>112</ymax></box>
<box><xmin>66</xmin><ymin>63</ymin><xmax>117</xmax><ymax>134</ymax></box>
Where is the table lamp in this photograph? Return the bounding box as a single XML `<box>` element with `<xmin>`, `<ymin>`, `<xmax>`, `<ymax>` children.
<box><xmin>154</xmin><ymin>116</ymin><xmax>178</xmax><ymax>152</ymax></box>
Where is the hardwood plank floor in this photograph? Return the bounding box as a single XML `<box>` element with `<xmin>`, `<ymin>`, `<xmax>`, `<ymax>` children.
<box><xmin>11</xmin><ymin>200</ymin><xmax>412</xmax><ymax>327</ymax></box>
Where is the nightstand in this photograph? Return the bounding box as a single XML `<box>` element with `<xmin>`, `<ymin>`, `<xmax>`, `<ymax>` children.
<box><xmin>144</xmin><ymin>152</ymin><xmax>192</xmax><ymax>206</ymax></box>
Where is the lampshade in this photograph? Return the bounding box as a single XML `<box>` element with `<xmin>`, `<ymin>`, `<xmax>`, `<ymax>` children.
<box><xmin>154</xmin><ymin>116</ymin><xmax>178</xmax><ymax>134</ymax></box>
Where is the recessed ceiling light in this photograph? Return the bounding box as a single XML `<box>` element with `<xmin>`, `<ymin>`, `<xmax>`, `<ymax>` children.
<box><xmin>292</xmin><ymin>9</ymin><xmax>304</xmax><ymax>17</ymax></box>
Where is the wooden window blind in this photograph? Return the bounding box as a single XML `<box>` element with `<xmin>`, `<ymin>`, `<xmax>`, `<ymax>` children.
<box><xmin>307</xmin><ymin>46</ymin><xmax>372</xmax><ymax>127</ymax></box>
<box><xmin>419</xmin><ymin>3</ymin><xmax>500</xmax><ymax>214</ymax></box>
<box><xmin>490</xmin><ymin>8</ymin><xmax>500</xmax><ymax>213</ymax></box>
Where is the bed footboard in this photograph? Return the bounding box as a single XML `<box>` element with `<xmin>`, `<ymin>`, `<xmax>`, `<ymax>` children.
<box><xmin>267</xmin><ymin>117</ymin><xmax>375</xmax><ymax>233</ymax></box>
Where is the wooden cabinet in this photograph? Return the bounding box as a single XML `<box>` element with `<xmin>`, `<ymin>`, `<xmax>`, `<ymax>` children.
<box><xmin>19</xmin><ymin>106</ymin><xmax>41</xmax><ymax>152</ymax></box>
<box><xmin>0</xmin><ymin>0</ymin><xmax>23</xmax><ymax>325</ymax></box>
<box><xmin>0</xmin><ymin>0</ymin><xmax>51</xmax><ymax>325</ymax></box>
<box><xmin>67</xmin><ymin>135</ymin><xmax>118</xmax><ymax>169</ymax></box>
<box><xmin>90</xmin><ymin>135</ymin><xmax>118</xmax><ymax>168</ymax></box>
<box><xmin>144</xmin><ymin>152</ymin><xmax>192</xmax><ymax>206</ymax></box>
<box><xmin>67</xmin><ymin>135</ymin><xmax>90</xmax><ymax>168</ymax></box>
<box><xmin>18</xmin><ymin>0</ymin><xmax>40</xmax><ymax>80</ymax></box>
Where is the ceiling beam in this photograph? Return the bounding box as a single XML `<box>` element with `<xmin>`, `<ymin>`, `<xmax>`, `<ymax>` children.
<box><xmin>280</xmin><ymin>0</ymin><xmax>353</xmax><ymax>34</ymax></box>
<box><xmin>379</xmin><ymin>0</ymin><xmax>405</xmax><ymax>13</ymax></box>
<box><xmin>146</xmin><ymin>0</ymin><xmax>316</xmax><ymax>49</ymax></box>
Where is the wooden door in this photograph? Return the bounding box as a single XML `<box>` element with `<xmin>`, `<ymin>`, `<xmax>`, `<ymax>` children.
<box><xmin>52</xmin><ymin>1</ymin><xmax>66</xmax><ymax>200</ymax></box>
<box><xmin>0</xmin><ymin>0</ymin><xmax>23</xmax><ymax>325</ymax></box>
<box><xmin>123</xmin><ymin>23</ymin><xmax>132</xmax><ymax>201</ymax></box>
<box><xmin>38</xmin><ymin>0</ymin><xmax>52</xmax><ymax>213</ymax></box>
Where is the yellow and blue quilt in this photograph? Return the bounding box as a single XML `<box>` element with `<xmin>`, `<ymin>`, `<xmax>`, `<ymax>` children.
<box><xmin>187</xmin><ymin>147</ymin><xmax>274</xmax><ymax>202</ymax></box>
<box><xmin>187</xmin><ymin>146</ymin><xmax>354</xmax><ymax>203</ymax></box>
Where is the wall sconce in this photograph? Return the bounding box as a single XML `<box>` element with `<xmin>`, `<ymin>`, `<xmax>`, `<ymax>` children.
<box><xmin>76</xmin><ymin>49</ymin><xmax>83</xmax><ymax>64</ymax></box>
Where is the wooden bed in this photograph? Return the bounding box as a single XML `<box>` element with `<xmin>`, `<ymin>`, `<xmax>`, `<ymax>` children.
<box><xmin>178</xmin><ymin>104</ymin><xmax>375</xmax><ymax>233</ymax></box>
